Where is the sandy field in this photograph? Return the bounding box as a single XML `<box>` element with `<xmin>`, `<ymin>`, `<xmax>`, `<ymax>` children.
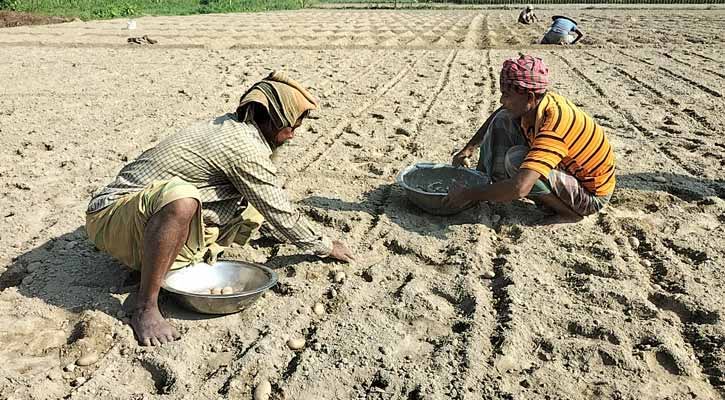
<box><xmin>0</xmin><ymin>6</ymin><xmax>724</xmax><ymax>400</ymax></box>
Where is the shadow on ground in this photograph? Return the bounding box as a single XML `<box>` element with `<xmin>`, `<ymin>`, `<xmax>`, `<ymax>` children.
<box><xmin>0</xmin><ymin>226</ymin><xmax>251</xmax><ymax>324</ymax></box>
<box><xmin>616</xmin><ymin>172</ymin><xmax>725</xmax><ymax>202</ymax></box>
<box><xmin>0</xmin><ymin>226</ymin><xmax>133</xmax><ymax>317</ymax></box>
<box><xmin>301</xmin><ymin>173</ymin><xmax>725</xmax><ymax>233</ymax></box>
<box><xmin>300</xmin><ymin>183</ymin><xmax>498</xmax><ymax>240</ymax></box>
<box><xmin>0</xmin><ymin>223</ymin><xmax>317</xmax><ymax>325</ymax></box>
<box><xmin>2</xmin><ymin>173</ymin><xmax>719</xmax><ymax>326</ymax></box>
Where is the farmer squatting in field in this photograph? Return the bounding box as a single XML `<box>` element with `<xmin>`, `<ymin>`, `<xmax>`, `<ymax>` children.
<box><xmin>518</xmin><ymin>5</ymin><xmax>539</xmax><ymax>25</ymax></box>
<box><xmin>85</xmin><ymin>72</ymin><xmax>355</xmax><ymax>346</ymax></box>
<box><xmin>541</xmin><ymin>15</ymin><xmax>584</xmax><ymax>45</ymax></box>
<box><xmin>445</xmin><ymin>55</ymin><xmax>615</xmax><ymax>223</ymax></box>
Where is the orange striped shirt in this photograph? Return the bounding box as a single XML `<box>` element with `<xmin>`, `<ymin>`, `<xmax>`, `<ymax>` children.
<box><xmin>520</xmin><ymin>92</ymin><xmax>616</xmax><ymax>196</ymax></box>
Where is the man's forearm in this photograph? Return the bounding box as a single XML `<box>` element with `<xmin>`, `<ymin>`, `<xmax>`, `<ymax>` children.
<box><xmin>295</xmin><ymin>233</ymin><xmax>334</xmax><ymax>257</ymax></box>
<box><xmin>464</xmin><ymin>179</ymin><xmax>522</xmax><ymax>203</ymax></box>
<box><xmin>265</xmin><ymin>212</ymin><xmax>333</xmax><ymax>256</ymax></box>
<box><xmin>572</xmin><ymin>30</ymin><xmax>584</xmax><ymax>44</ymax></box>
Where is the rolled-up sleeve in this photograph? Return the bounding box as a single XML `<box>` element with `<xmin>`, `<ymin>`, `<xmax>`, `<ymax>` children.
<box><xmin>225</xmin><ymin>155</ymin><xmax>333</xmax><ymax>256</ymax></box>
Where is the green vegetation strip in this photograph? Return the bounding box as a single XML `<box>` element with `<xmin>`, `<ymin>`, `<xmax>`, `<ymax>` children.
<box><xmin>1</xmin><ymin>0</ymin><xmax>718</xmax><ymax>22</ymax></box>
<box><xmin>0</xmin><ymin>0</ymin><xmax>308</xmax><ymax>19</ymax></box>
<box><xmin>321</xmin><ymin>0</ymin><xmax>720</xmax><ymax>3</ymax></box>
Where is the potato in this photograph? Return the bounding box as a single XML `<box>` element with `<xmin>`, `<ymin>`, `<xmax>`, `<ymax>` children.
<box><xmin>287</xmin><ymin>338</ymin><xmax>305</xmax><ymax>350</ymax></box>
<box><xmin>76</xmin><ymin>352</ymin><xmax>99</xmax><ymax>366</ymax></box>
<box><xmin>254</xmin><ymin>380</ymin><xmax>272</xmax><ymax>400</ymax></box>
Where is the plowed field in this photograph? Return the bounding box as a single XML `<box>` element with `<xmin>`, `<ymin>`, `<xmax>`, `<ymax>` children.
<box><xmin>1</xmin><ymin>7</ymin><xmax>724</xmax><ymax>400</ymax></box>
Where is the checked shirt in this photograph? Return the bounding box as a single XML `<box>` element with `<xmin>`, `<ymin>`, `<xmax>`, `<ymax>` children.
<box><xmin>87</xmin><ymin>113</ymin><xmax>332</xmax><ymax>256</ymax></box>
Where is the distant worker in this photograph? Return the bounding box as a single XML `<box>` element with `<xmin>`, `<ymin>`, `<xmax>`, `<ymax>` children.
<box><xmin>541</xmin><ymin>15</ymin><xmax>583</xmax><ymax>45</ymax></box>
<box><xmin>446</xmin><ymin>55</ymin><xmax>615</xmax><ymax>223</ymax></box>
<box><xmin>518</xmin><ymin>5</ymin><xmax>539</xmax><ymax>25</ymax></box>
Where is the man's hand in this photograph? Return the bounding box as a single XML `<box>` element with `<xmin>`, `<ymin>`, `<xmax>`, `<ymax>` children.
<box><xmin>328</xmin><ymin>240</ymin><xmax>355</xmax><ymax>263</ymax></box>
<box><xmin>452</xmin><ymin>147</ymin><xmax>474</xmax><ymax>167</ymax></box>
<box><xmin>443</xmin><ymin>181</ymin><xmax>472</xmax><ymax>209</ymax></box>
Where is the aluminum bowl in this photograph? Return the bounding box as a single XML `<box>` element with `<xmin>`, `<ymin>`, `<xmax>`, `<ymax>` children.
<box><xmin>396</xmin><ymin>163</ymin><xmax>490</xmax><ymax>216</ymax></box>
<box><xmin>162</xmin><ymin>261</ymin><xmax>277</xmax><ymax>315</ymax></box>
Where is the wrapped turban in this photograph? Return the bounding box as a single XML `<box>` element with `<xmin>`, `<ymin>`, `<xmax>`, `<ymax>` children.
<box><xmin>237</xmin><ymin>71</ymin><xmax>319</xmax><ymax>131</ymax></box>
<box><xmin>500</xmin><ymin>54</ymin><xmax>550</xmax><ymax>94</ymax></box>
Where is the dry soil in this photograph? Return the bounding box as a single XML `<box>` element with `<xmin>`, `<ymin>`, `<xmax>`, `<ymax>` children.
<box><xmin>0</xmin><ymin>7</ymin><xmax>724</xmax><ymax>400</ymax></box>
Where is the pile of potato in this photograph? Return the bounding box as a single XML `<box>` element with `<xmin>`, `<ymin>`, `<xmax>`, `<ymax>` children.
<box><xmin>208</xmin><ymin>286</ymin><xmax>234</xmax><ymax>295</ymax></box>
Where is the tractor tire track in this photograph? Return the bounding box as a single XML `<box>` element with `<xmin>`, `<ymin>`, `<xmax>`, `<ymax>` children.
<box><xmin>591</xmin><ymin>50</ymin><xmax>720</xmax><ymax>133</ymax></box>
<box><xmin>553</xmin><ymin>52</ymin><xmax>702</xmax><ymax>177</ymax></box>
<box><xmin>626</xmin><ymin>226</ymin><xmax>723</xmax><ymax>395</ymax></box>
<box><xmin>682</xmin><ymin>49</ymin><xmax>725</xmax><ymax>64</ymax></box>
<box><xmin>660</xmin><ymin>51</ymin><xmax>725</xmax><ymax>81</ymax></box>
<box><xmin>412</xmin><ymin>49</ymin><xmax>458</xmax><ymax>139</ymax></box>
<box><xmin>294</xmin><ymin>52</ymin><xmax>426</xmax><ymax>175</ymax></box>
<box><xmin>658</xmin><ymin>67</ymin><xmax>722</xmax><ymax>98</ymax></box>
<box><xmin>366</xmin><ymin>49</ymin><xmax>459</xmax><ymax>245</ymax></box>
<box><xmin>583</xmin><ymin>50</ymin><xmax>722</xmax><ymax>178</ymax></box>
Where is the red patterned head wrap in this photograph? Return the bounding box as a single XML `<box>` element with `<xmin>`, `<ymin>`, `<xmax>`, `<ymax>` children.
<box><xmin>500</xmin><ymin>54</ymin><xmax>549</xmax><ymax>94</ymax></box>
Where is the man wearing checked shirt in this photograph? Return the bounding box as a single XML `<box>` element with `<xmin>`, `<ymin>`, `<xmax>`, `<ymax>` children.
<box><xmin>86</xmin><ymin>72</ymin><xmax>354</xmax><ymax>346</ymax></box>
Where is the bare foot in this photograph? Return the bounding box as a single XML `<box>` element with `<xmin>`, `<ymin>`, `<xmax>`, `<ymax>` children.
<box><xmin>130</xmin><ymin>305</ymin><xmax>180</xmax><ymax>346</ymax></box>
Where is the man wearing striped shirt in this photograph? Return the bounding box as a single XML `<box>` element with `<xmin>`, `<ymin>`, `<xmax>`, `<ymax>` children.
<box><xmin>446</xmin><ymin>54</ymin><xmax>615</xmax><ymax>222</ymax></box>
<box><xmin>86</xmin><ymin>72</ymin><xmax>354</xmax><ymax>346</ymax></box>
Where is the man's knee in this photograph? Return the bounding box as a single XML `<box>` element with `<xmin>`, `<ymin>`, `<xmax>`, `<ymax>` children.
<box><xmin>157</xmin><ymin>198</ymin><xmax>199</xmax><ymax>223</ymax></box>
<box><xmin>503</xmin><ymin>145</ymin><xmax>529</xmax><ymax>177</ymax></box>
<box><xmin>242</xmin><ymin>205</ymin><xmax>264</xmax><ymax>226</ymax></box>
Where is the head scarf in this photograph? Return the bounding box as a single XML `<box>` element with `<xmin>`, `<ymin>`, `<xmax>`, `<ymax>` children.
<box><xmin>525</xmin><ymin>4</ymin><xmax>533</xmax><ymax>11</ymax></box>
<box><xmin>499</xmin><ymin>54</ymin><xmax>549</xmax><ymax>94</ymax></box>
<box><xmin>237</xmin><ymin>71</ymin><xmax>319</xmax><ymax>131</ymax></box>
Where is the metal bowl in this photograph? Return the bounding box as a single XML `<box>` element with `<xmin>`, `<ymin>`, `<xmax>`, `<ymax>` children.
<box><xmin>396</xmin><ymin>162</ymin><xmax>490</xmax><ymax>216</ymax></box>
<box><xmin>162</xmin><ymin>261</ymin><xmax>278</xmax><ymax>315</ymax></box>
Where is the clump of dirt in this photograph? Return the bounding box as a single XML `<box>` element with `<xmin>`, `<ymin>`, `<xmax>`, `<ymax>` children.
<box><xmin>0</xmin><ymin>11</ymin><xmax>70</xmax><ymax>28</ymax></box>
